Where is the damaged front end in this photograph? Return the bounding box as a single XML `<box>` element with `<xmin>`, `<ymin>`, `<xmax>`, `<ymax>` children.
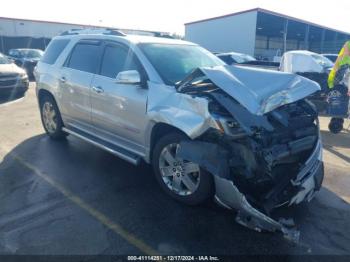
<box><xmin>172</xmin><ymin>65</ymin><xmax>324</xmax><ymax>241</ymax></box>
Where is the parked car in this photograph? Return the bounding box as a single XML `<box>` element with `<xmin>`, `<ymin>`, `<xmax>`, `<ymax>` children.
<box><xmin>280</xmin><ymin>50</ymin><xmax>334</xmax><ymax>113</ymax></box>
<box><xmin>0</xmin><ymin>52</ymin><xmax>29</xmax><ymax>98</ymax></box>
<box><xmin>321</xmin><ymin>53</ymin><xmax>338</xmax><ymax>63</ymax></box>
<box><xmin>216</xmin><ymin>52</ymin><xmax>257</xmax><ymax>64</ymax></box>
<box><xmin>35</xmin><ymin>29</ymin><xmax>323</xmax><ymax>239</ymax></box>
<box><xmin>216</xmin><ymin>52</ymin><xmax>280</xmax><ymax>70</ymax></box>
<box><xmin>7</xmin><ymin>48</ymin><xmax>44</xmax><ymax>79</ymax></box>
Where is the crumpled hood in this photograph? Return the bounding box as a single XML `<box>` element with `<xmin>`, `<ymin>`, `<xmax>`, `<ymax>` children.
<box><xmin>198</xmin><ymin>65</ymin><xmax>321</xmax><ymax>115</ymax></box>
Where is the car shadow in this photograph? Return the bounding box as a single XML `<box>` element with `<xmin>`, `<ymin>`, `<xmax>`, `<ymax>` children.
<box><xmin>0</xmin><ymin>134</ymin><xmax>350</xmax><ymax>255</ymax></box>
<box><xmin>323</xmin><ymin>144</ymin><xmax>350</xmax><ymax>164</ymax></box>
<box><xmin>320</xmin><ymin>129</ymin><xmax>350</xmax><ymax>149</ymax></box>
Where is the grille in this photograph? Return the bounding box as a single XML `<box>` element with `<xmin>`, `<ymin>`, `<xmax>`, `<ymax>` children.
<box><xmin>0</xmin><ymin>73</ymin><xmax>19</xmax><ymax>78</ymax></box>
<box><xmin>0</xmin><ymin>79</ymin><xmax>18</xmax><ymax>86</ymax></box>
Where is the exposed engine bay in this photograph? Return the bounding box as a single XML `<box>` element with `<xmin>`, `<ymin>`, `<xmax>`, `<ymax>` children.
<box><xmin>173</xmin><ymin>68</ymin><xmax>324</xmax><ymax>241</ymax></box>
<box><xmin>147</xmin><ymin>65</ymin><xmax>324</xmax><ymax>241</ymax></box>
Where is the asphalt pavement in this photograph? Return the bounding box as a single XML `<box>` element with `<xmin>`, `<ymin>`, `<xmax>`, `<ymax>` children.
<box><xmin>0</xmin><ymin>83</ymin><xmax>349</xmax><ymax>256</ymax></box>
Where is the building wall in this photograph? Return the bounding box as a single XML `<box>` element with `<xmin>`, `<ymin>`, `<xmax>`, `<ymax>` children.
<box><xmin>185</xmin><ymin>11</ymin><xmax>258</xmax><ymax>55</ymax></box>
<box><xmin>0</xmin><ymin>18</ymin><xmax>89</xmax><ymax>53</ymax></box>
<box><xmin>0</xmin><ymin>18</ymin><xmax>89</xmax><ymax>38</ymax></box>
<box><xmin>0</xmin><ymin>18</ymin><xmax>169</xmax><ymax>54</ymax></box>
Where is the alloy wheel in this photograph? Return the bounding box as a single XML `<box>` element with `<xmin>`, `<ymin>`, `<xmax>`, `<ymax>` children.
<box><xmin>158</xmin><ymin>143</ymin><xmax>200</xmax><ymax>196</ymax></box>
<box><xmin>42</xmin><ymin>101</ymin><xmax>57</xmax><ymax>134</ymax></box>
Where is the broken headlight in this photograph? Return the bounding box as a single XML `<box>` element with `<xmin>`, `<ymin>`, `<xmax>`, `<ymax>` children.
<box><xmin>209</xmin><ymin>101</ymin><xmax>246</xmax><ymax>138</ymax></box>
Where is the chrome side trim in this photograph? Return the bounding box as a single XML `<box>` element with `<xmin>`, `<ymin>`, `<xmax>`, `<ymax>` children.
<box><xmin>62</xmin><ymin>127</ymin><xmax>140</xmax><ymax>165</ymax></box>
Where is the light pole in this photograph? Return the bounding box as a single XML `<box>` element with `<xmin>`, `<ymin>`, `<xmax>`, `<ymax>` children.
<box><xmin>0</xmin><ymin>26</ymin><xmax>4</xmax><ymax>53</ymax></box>
<box><xmin>283</xmin><ymin>19</ymin><xmax>289</xmax><ymax>54</ymax></box>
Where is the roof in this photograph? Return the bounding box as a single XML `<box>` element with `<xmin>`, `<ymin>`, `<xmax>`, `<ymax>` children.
<box><xmin>284</xmin><ymin>50</ymin><xmax>318</xmax><ymax>55</ymax></box>
<box><xmin>57</xmin><ymin>32</ymin><xmax>194</xmax><ymax>46</ymax></box>
<box><xmin>125</xmin><ymin>35</ymin><xmax>194</xmax><ymax>45</ymax></box>
<box><xmin>185</xmin><ymin>8</ymin><xmax>350</xmax><ymax>36</ymax></box>
<box><xmin>217</xmin><ymin>51</ymin><xmax>247</xmax><ymax>56</ymax></box>
<box><xmin>9</xmin><ymin>48</ymin><xmax>43</xmax><ymax>51</ymax></box>
<box><xmin>0</xmin><ymin>16</ymin><xmax>169</xmax><ymax>35</ymax></box>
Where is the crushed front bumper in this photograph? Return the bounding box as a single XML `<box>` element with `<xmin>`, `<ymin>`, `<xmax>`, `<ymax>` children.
<box><xmin>213</xmin><ymin>138</ymin><xmax>324</xmax><ymax>242</ymax></box>
<box><xmin>289</xmin><ymin>140</ymin><xmax>324</xmax><ymax>206</ymax></box>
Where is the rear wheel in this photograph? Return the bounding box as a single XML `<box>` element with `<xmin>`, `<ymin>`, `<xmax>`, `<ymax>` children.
<box><xmin>40</xmin><ymin>95</ymin><xmax>67</xmax><ymax>140</ymax></box>
<box><xmin>152</xmin><ymin>132</ymin><xmax>214</xmax><ymax>205</ymax></box>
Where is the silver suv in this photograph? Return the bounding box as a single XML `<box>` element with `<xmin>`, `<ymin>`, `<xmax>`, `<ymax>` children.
<box><xmin>35</xmin><ymin>29</ymin><xmax>324</xmax><ymax>238</ymax></box>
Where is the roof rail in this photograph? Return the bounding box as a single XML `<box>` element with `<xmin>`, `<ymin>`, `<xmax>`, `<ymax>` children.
<box><xmin>60</xmin><ymin>28</ymin><xmax>126</xmax><ymax>36</ymax></box>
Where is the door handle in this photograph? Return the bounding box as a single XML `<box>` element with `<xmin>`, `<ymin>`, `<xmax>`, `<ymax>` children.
<box><xmin>59</xmin><ymin>76</ymin><xmax>67</xmax><ymax>83</ymax></box>
<box><xmin>92</xmin><ymin>86</ymin><xmax>104</xmax><ymax>94</ymax></box>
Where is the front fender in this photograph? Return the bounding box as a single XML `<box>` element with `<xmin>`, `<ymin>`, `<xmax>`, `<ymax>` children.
<box><xmin>147</xmin><ymin>82</ymin><xmax>217</xmax><ymax>139</ymax></box>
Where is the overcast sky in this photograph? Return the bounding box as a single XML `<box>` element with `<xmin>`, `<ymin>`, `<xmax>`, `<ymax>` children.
<box><xmin>1</xmin><ymin>0</ymin><xmax>349</xmax><ymax>35</ymax></box>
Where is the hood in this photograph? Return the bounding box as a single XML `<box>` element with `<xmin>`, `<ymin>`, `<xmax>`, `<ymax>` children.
<box><xmin>194</xmin><ymin>65</ymin><xmax>320</xmax><ymax>115</ymax></box>
<box><xmin>0</xmin><ymin>63</ymin><xmax>26</xmax><ymax>75</ymax></box>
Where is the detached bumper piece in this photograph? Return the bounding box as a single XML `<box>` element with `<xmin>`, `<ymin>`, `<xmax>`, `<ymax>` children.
<box><xmin>214</xmin><ymin>176</ymin><xmax>300</xmax><ymax>243</ymax></box>
<box><xmin>177</xmin><ymin>138</ymin><xmax>324</xmax><ymax>243</ymax></box>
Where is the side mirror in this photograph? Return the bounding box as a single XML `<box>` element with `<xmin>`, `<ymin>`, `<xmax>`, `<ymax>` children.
<box><xmin>115</xmin><ymin>70</ymin><xmax>141</xmax><ymax>85</ymax></box>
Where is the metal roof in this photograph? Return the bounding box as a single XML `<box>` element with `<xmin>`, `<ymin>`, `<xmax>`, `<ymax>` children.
<box><xmin>0</xmin><ymin>16</ymin><xmax>169</xmax><ymax>35</ymax></box>
<box><xmin>185</xmin><ymin>8</ymin><xmax>350</xmax><ymax>36</ymax></box>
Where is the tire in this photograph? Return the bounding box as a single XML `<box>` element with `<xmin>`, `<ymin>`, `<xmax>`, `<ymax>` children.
<box><xmin>40</xmin><ymin>95</ymin><xmax>68</xmax><ymax>140</ymax></box>
<box><xmin>152</xmin><ymin>132</ymin><xmax>214</xmax><ymax>205</ymax></box>
<box><xmin>328</xmin><ymin>118</ymin><xmax>344</xmax><ymax>134</ymax></box>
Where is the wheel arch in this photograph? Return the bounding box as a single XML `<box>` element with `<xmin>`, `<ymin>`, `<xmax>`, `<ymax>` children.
<box><xmin>149</xmin><ymin>122</ymin><xmax>189</xmax><ymax>162</ymax></box>
<box><xmin>38</xmin><ymin>89</ymin><xmax>56</xmax><ymax>106</ymax></box>
<box><xmin>37</xmin><ymin>89</ymin><xmax>66</xmax><ymax>126</ymax></box>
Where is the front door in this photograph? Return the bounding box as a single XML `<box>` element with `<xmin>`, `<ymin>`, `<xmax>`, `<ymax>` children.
<box><xmin>90</xmin><ymin>42</ymin><xmax>148</xmax><ymax>153</ymax></box>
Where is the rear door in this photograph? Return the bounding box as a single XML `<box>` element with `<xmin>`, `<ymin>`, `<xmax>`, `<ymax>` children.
<box><xmin>59</xmin><ymin>40</ymin><xmax>102</xmax><ymax>129</ymax></box>
<box><xmin>90</xmin><ymin>41</ymin><xmax>148</xmax><ymax>152</ymax></box>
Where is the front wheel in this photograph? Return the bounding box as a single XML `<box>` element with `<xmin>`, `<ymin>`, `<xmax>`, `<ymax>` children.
<box><xmin>152</xmin><ymin>132</ymin><xmax>214</xmax><ymax>205</ymax></box>
<box><xmin>40</xmin><ymin>95</ymin><xmax>67</xmax><ymax>140</ymax></box>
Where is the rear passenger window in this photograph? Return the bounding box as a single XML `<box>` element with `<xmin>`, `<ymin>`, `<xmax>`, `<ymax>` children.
<box><xmin>41</xmin><ymin>39</ymin><xmax>70</xmax><ymax>65</ymax></box>
<box><xmin>100</xmin><ymin>45</ymin><xmax>139</xmax><ymax>78</ymax></box>
<box><xmin>67</xmin><ymin>43</ymin><xmax>100</xmax><ymax>73</ymax></box>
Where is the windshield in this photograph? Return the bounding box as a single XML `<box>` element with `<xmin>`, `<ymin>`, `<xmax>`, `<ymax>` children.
<box><xmin>139</xmin><ymin>43</ymin><xmax>224</xmax><ymax>85</ymax></box>
<box><xmin>231</xmin><ymin>53</ymin><xmax>256</xmax><ymax>63</ymax></box>
<box><xmin>0</xmin><ymin>53</ymin><xmax>11</xmax><ymax>64</ymax></box>
<box><xmin>19</xmin><ymin>49</ymin><xmax>44</xmax><ymax>59</ymax></box>
<box><xmin>25</xmin><ymin>49</ymin><xmax>44</xmax><ymax>58</ymax></box>
<box><xmin>311</xmin><ymin>54</ymin><xmax>334</xmax><ymax>68</ymax></box>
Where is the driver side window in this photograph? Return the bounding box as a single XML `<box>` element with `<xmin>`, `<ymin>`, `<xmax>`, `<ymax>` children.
<box><xmin>99</xmin><ymin>44</ymin><xmax>139</xmax><ymax>79</ymax></box>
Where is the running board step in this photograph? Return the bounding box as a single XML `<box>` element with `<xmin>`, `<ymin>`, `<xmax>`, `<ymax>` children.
<box><xmin>62</xmin><ymin>127</ymin><xmax>141</xmax><ymax>165</ymax></box>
